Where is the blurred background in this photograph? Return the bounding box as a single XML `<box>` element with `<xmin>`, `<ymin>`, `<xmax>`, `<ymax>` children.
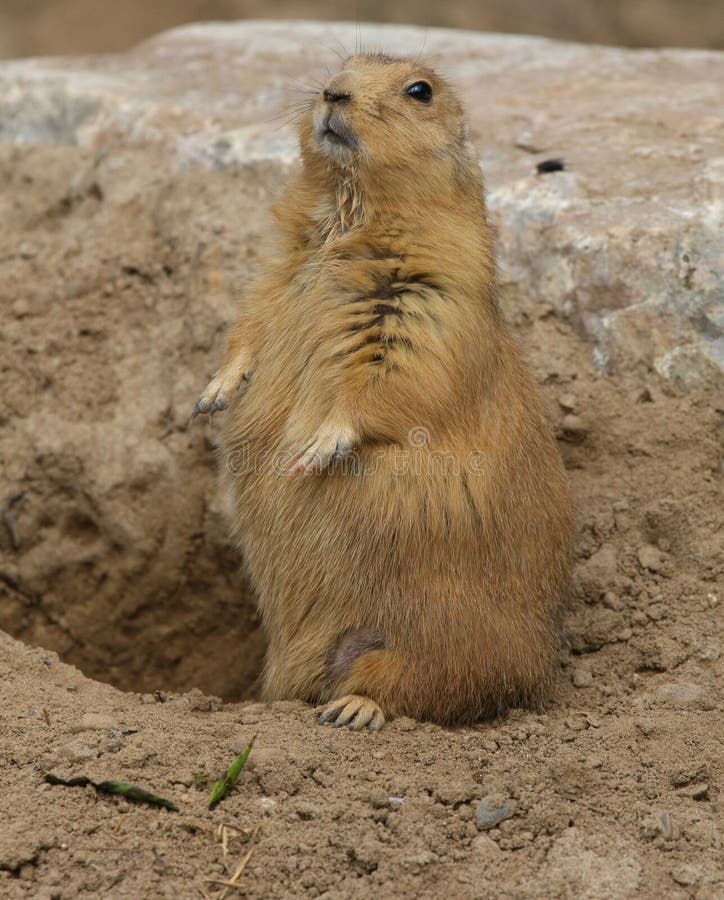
<box><xmin>1</xmin><ymin>0</ymin><xmax>722</xmax><ymax>59</ymax></box>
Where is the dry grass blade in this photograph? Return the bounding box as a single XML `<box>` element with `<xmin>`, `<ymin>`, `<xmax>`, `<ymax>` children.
<box><xmin>201</xmin><ymin>847</ymin><xmax>254</xmax><ymax>899</ymax></box>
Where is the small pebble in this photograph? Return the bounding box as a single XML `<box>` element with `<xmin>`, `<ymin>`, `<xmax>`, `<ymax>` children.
<box><xmin>572</xmin><ymin>668</ymin><xmax>593</xmax><ymax>688</ymax></box>
<box><xmin>475</xmin><ymin>796</ymin><xmax>515</xmax><ymax>831</ymax></box>
<box><xmin>557</xmin><ymin>393</ymin><xmax>578</xmax><ymax>413</ymax></box>
<box><xmin>564</xmin><ymin>715</ymin><xmax>588</xmax><ymax>732</ymax></box>
<box><xmin>184</xmin><ymin>688</ymin><xmax>222</xmax><ymax>712</ymax></box>
<box><xmin>12</xmin><ymin>299</ymin><xmax>30</xmax><ymax>318</ymax></box>
<box><xmin>656</xmin><ymin>682</ymin><xmax>703</xmax><ymax>706</ymax></box>
<box><xmin>406</xmin><ymin>850</ymin><xmax>438</xmax><ymax>866</ymax></box>
<box><xmin>395</xmin><ymin>717</ymin><xmax>416</xmax><ymax>732</ymax></box>
<box><xmin>514</xmin><ymin>131</ymin><xmax>545</xmax><ymax>154</ymax></box>
<box><xmin>688</xmin><ymin>783</ymin><xmax>710</xmax><ymax>801</ymax></box>
<box><xmin>637</xmin><ymin>544</ymin><xmax>664</xmax><ymax>572</ymax></box>
<box><xmin>369</xmin><ymin>789</ymin><xmax>391</xmax><ymax>809</ymax></box>
<box><xmin>294</xmin><ymin>801</ymin><xmax>318</xmax><ymax>820</ymax></box>
<box><xmin>602</xmin><ymin>592</ymin><xmax>624</xmax><ymax>611</ymax></box>
<box><xmin>671</xmin><ymin>865</ymin><xmax>700</xmax><ymax>886</ymax></box>
<box><xmin>70</xmin><ymin>712</ymin><xmax>117</xmax><ymax>733</ymax></box>
<box><xmin>559</xmin><ymin>414</ymin><xmax>588</xmax><ymax>442</ymax></box>
<box><xmin>59</xmin><ymin>740</ymin><xmax>97</xmax><ymax>763</ymax></box>
<box><xmin>658</xmin><ymin>811</ymin><xmax>675</xmax><ymax>839</ymax></box>
<box><xmin>471</xmin><ymin>833</ymin><xmax>501</xmax><ymax>856</ymax></box>
<box><xmin>671</xmin><ymin>764</ymin><xmax>708</xmax><ymax>787</ymax></box>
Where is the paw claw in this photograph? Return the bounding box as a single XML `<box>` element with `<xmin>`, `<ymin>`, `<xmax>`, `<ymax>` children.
<box><xmin>318</xmin><ymin>694</ymin><xmax>385</xmax><ymax>733</ymax></box>
<box><xmin>193</xmin><ymin>366</ymin><xmax>248</xmax><ymax>420</ymax></box>
<box><xmin>288</xmin><ymin>425</ymin><xmax>356</xmax><ymax>476</ymax></box>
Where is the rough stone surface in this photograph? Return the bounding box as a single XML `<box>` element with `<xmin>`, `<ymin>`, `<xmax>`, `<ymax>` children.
<box><xmin>0</xmin><ymin>21</ymin><xmax>721</xmax><ymax>388</ymax></box>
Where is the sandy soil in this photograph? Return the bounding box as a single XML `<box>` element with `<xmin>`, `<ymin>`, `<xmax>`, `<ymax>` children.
<box><xmin>1</xmin><ymin>126</ymin><xmax>722</xmax><ymax>896</ymax></box>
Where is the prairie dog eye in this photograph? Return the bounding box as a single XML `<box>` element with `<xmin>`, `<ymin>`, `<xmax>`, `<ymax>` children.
<box><xmin>406</xmin><ymin>81</ymin><xmax>433</xmax><ymax>103</ymax></box>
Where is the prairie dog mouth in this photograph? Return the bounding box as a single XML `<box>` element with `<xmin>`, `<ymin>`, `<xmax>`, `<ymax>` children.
<box><xmin>316</xmin><ymin>110</ymin><xmax>358</xmax><ymax>152</ymax></box>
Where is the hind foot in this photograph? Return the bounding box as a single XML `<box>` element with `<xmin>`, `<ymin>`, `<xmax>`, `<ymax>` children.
<box><xmin>318</xmin><ymin>694</ymin><xmax>385</xmax><ymax>731</ymax></box>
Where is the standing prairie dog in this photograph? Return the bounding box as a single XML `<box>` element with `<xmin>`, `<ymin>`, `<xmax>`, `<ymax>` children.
<box><xmin>195</xmin><ymin>54</ymin><xmax>573</xmax><ymax>729</ymax></box>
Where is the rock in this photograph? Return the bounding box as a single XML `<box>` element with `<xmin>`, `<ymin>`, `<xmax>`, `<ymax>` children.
<box><xmin>572</xmin><ymin>668</ymin><xmax>593</xmax><ymax>688</ymax></box>
<box><xmin>567</xmin><ymin>606</ymin><xmax>623</xmax><ymax>652</ymax></box>
<box><xmin>183</xmin><ymin>688</ymin><xmax>222</xmax><ymax>712</ymax></box>
<box><xmin>557</xmin><ymin>393</ymin><xmax>578</xmax><ymax>413</ymax></box>
<box><xmin>558</xmin><ymin>414</ymin><xmax>589</xmax><ymax>443</ymax></box>
<box><xmin>655</xmin><ymin>682</ymin><xmax>704</xmax><ymax>706</ymax></box>
<box><xmin>630</xmin><ymin>632</ymin><xmax>689</xmax><ymax>671</ymax></box>
<box><xmin>69</xmin><ymin>712</ymin><xmax>117</xmax><ymax>733</ymax></box>
<box><xmin>471</xmin><ymin>834</ymin><xmax>502</xmax><ymax>856</ymax></box>
<box><xmin>601</xmin><ymin>592</ymin><xmax>624</xmax><ymax>611</ymax></box>
<box><xmin>475</xmin><ymin>795</ymin><xmax>516</xmax><ymax>831</ymax></box>
<box><xmin>369</xmin><ymin>789</ymin><xmax>391</xmax><ymax>809</ymax></box>
<box><xmin>576</xmin><ymin>545</ymin><xmax>618</xmax><ymax>597</ymax></box>
<box><xmin>671</xmin><ymin>764</ymin><xmax>709</xmax><ymax>787</ymax></box>
<box><xmin>657</xmin><ymin>812</ymin><xmax>675</xmax><ymax>840</ymax></box>
<box><xmin>58</xmin><ymin>740</ymin><xmax>97</xmax><ymax>763</ymax></box>
<box><xmin>237</xmin><ymin>703</ymin><xmax>269</xmax><ymax>725</ymax></box>
<box><xmin>434</xmin><ymin>780</ymin><xmax>478</xmax><ymax>806</ymax></box>
<box><xmin>11</xmin><ymin>299</ymin><xmax>30</xmax><ymax>318</ymax></box>
<box><xmin>641</xmin><ymin>810</ymin><xmax>677</xmax><ymax>841</ymax></box>
<box><xmin>0</xmin><ymin>22</ymin><xmax>721</xmax><ymax>392</ymax></box>
<box><xmin>688</xmin><ymin>783</ymin><xmax>710</xmax><ymax>801</ymax></box>
<box><xmin>406</xmin><ymin>850</ymin><xmax>438</xmax><ymax>866</ymax></box>
<box><xmin>258</xmin><ymin>797</ymin><xmax>277</xmax><ymax>815</ymax></box>
<box><xmin>671</xmin><ymin>865</ymin><xmax>701</xmax><ymax>886</ymax></box>
<box><xmin>564</xmin><ymin>714</ymin><xmax>589</xmax><ymax>732</ymax></box>
<box><xmin>293</xmin><ymin>801</ymin><xmax>318</xmax><ymax>820</ymax></box>
<box><xmin>637</xmin><ymin>544</ymin><xmax>665</xmax><ymax>572</ymax></box>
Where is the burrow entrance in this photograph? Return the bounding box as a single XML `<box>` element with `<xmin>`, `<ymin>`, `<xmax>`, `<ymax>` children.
<box><xmin>0</xmin><ymin>455</ymin><xmax>265</xmax><ymax>700</ymax></box>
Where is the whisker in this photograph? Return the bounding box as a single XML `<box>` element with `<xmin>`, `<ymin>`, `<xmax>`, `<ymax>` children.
<box><xmin>324</xmin><ymin>44</ymin><xmax>346</xmax><ymax>65</ymax></box>
<box><xmin>415</xmin><ymin>28</ymin><xmax>430</xmax><ymax>63</ymax></box>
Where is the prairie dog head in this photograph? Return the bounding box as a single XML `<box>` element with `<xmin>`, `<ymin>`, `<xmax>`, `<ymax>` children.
<box><xmin>300</xmin><ymin>54</ymin><xmax>477</xmax><ymax>180</ymax></box>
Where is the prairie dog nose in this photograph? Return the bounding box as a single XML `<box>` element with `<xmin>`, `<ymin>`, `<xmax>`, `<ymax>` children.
<box><xmin>323</xmin><ymin>88</ymin><xmax>351</xmax><ymax>104</ymax></box>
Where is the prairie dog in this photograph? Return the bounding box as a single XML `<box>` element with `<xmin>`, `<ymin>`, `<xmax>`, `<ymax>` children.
<box><xmin>195</xmin><ymin>54</ymin><xmax>573</xmax><ymax>729</ymax></box>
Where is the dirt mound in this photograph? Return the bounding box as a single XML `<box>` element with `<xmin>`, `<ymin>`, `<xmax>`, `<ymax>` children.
<box><xmin>2</xmin><ymin>134</ymin><xmax>722</xmax><ymax>897</ymax></box>
<box><xmin>0</xmin><ymin>22</ymin><xmax>722</xmax><ymax>899</ymax></box>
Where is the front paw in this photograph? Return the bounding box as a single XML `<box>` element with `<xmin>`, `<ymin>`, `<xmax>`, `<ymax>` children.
<box><xmin>288</xmin><ymin>421</ymin><xmax>357</xmax><ymax>475</ymax></box>
<box><xmin>192</xmin><ymin>367</ymin><xmax>249</xmax><ymax>418</ymax></box>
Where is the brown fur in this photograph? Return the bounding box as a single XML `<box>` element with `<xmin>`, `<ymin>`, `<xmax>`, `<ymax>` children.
<box><xmin>197</xmin><ymin>55</ymin><xmax>573</xmax><ymax>727</ymax></box>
